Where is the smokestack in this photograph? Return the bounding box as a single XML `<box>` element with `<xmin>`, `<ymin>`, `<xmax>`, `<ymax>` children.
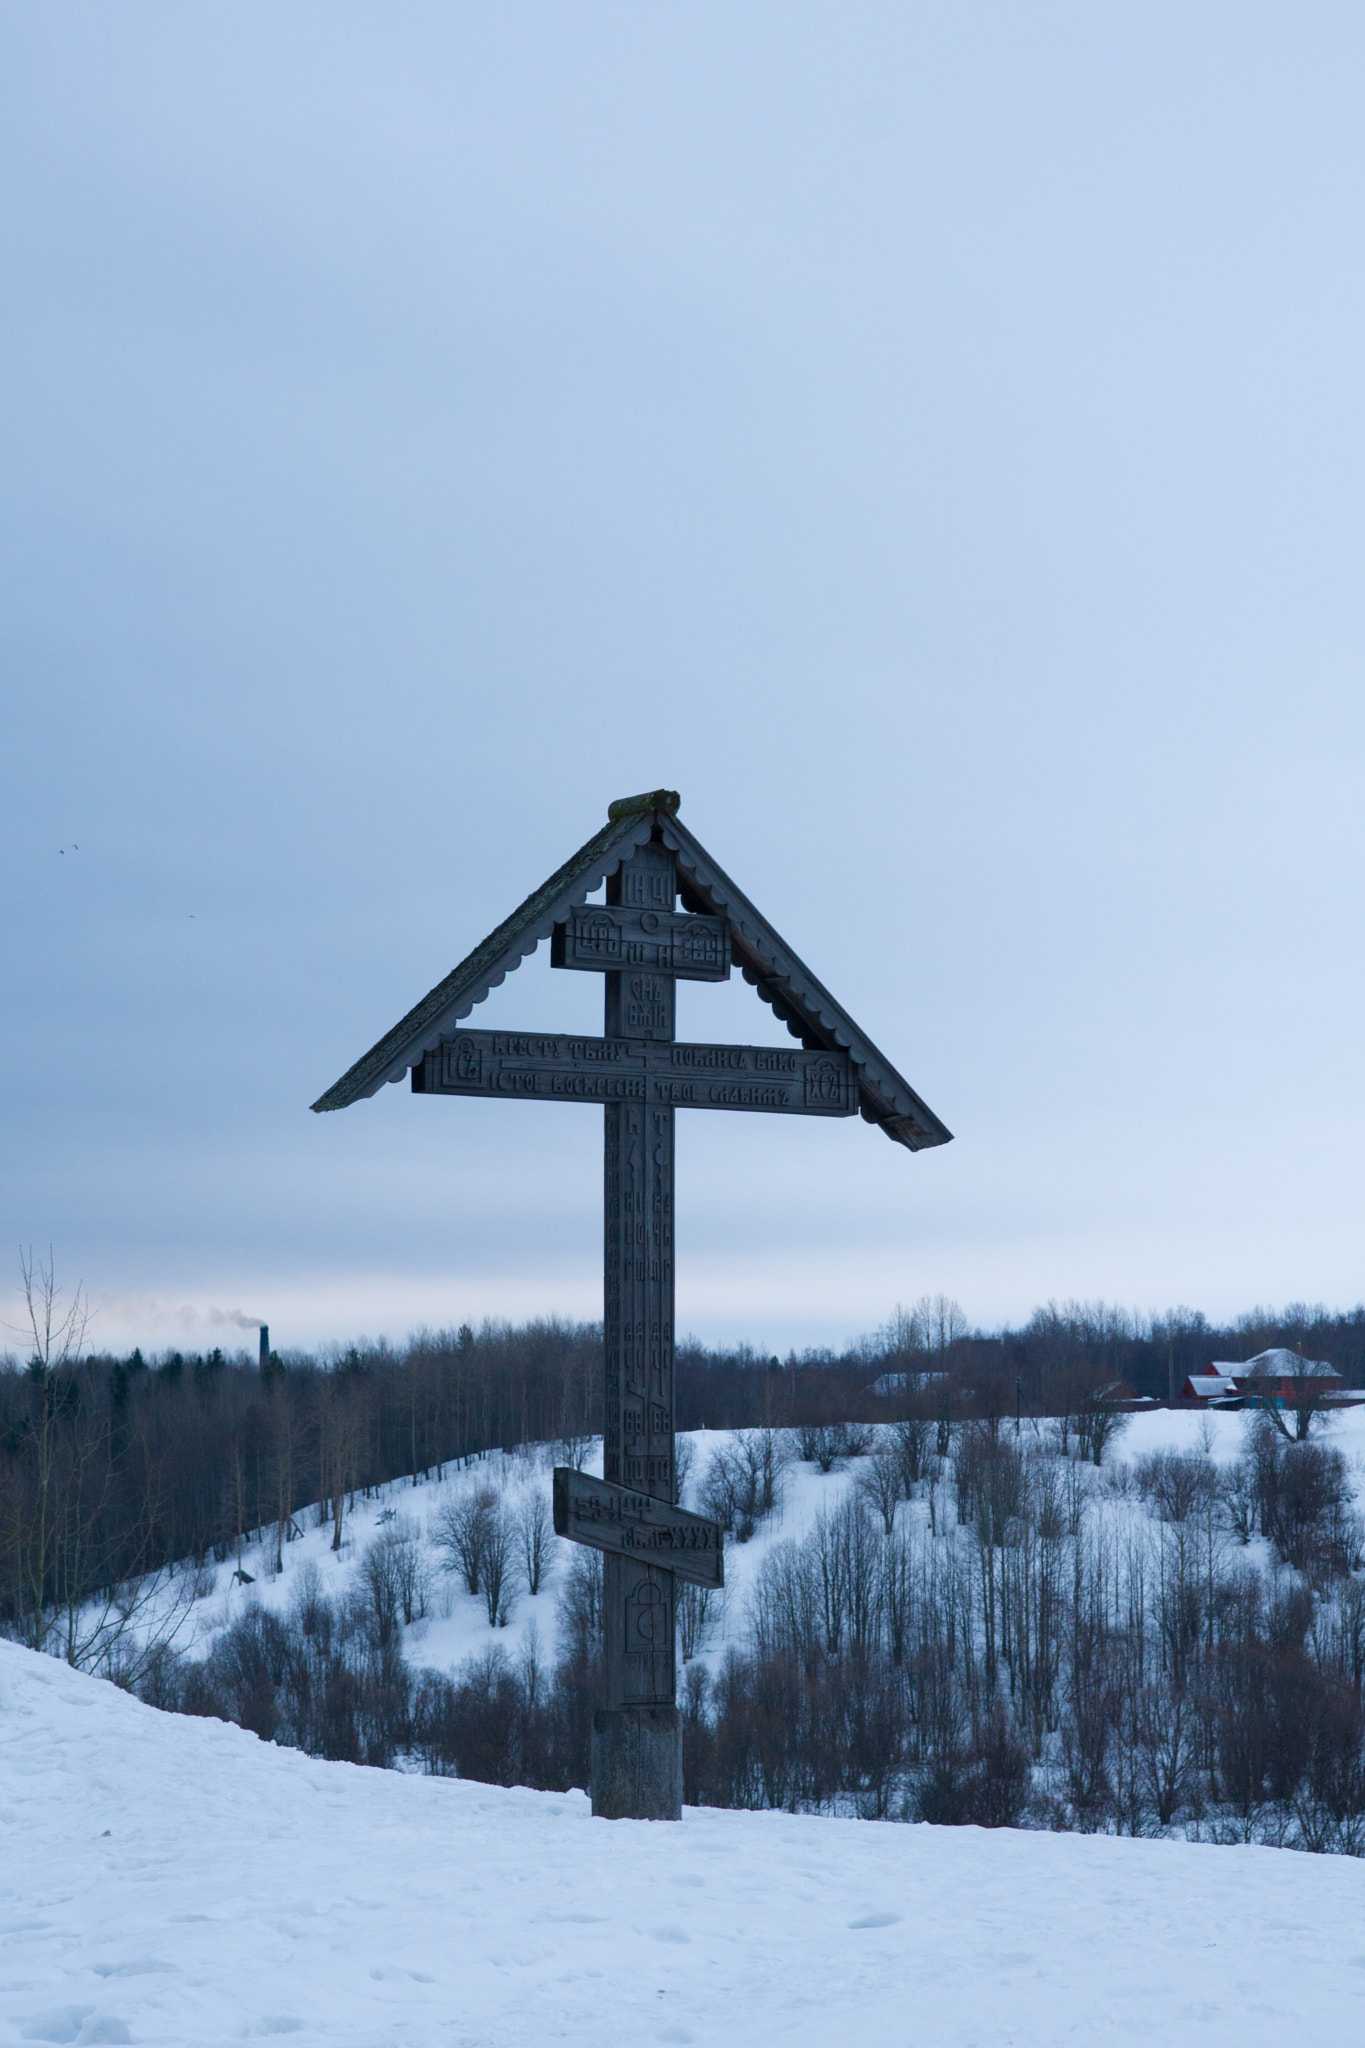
<box><xmin>259</xmin><ymin>1324</ymin><xmax>269</xmax><ymax>1366</ymax></box>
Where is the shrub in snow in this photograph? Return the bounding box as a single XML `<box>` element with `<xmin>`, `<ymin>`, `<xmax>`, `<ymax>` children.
<box><xmin>1134</xmin><ymin>1451</ymin><xmax>1218</xmax><ymax>1524</ymax></box>
<box><xmin>698</xmin><ymin>1430</ymin><xmax>788</xmax><ymax>1540</ymax></box>
<box><xmin>1252</xmin><ymin>1433</ymin><xmax>1361</xmax><ymax>1581</ymax></box>
<box><xmin>793</xmin><ymin>1421</ymin><xmax>861</xmax><ymax>1473</ymax></box>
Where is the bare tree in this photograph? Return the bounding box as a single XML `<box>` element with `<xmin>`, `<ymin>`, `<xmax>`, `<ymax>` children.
<box><xmin>359</xmin><ymin>1530</ymin><xmax>402</xmax><ymax>1648</ymax></box>
<box><xmin>317</xmin><ymin>1375</ymin><xmax>361</xmax><ymax>1553</ymax></box>
<box><xmin>1136</xmin><ymin>1678</ymin><xmax>1196</xmax><ymax>1827</ymax></box>
<box><xmin>383</xmin><ymin>1514</ymin><xmax>430</xmax><ymax>1624</ymax></box>
<box><xmin>699</xmin><ymin>1431</ymin><xmax>788</xmax><ymax>1538</ymax></box>
<box><xmin>433</xmin><ymin>1486</ymin><xmax>501</xmax><ymax>1596</ymax></box>
<box><xmin>888</xmin><ymin>1414</ymin><xmax>931</xmax><ymax>1492</ymax></box>
<box><xmin>1074</xmin><ymin>1386</ymin><xmax>1129</xmax><ymax>1467</ymax></box>
<box><xmin>10</xmin><ymin>1245</ymin><xmax>90</xmax><ymax>1372</ymax></box>
<box><xmin>0</xmin><ymin>1250</ymin><xmax>192</xmax><ymax>1674</ymax></box>
<box><xmin>1250</xmin><ymin>1377</ymin><xmax>1337</xmax><ymax>1443</ymax></box>
<box><xmin>1218</xmin><ymin>1457</ymin><xmax>1258</xmax><ymax>1544</ymax></box>
<box><xmin>856</xmin><ymin>1446</ymin><xmax>907</xmax><ymax>1535</ymax></box>
<box><xmin>2</xmin><ymin>1249</ymin><xmax>90</xmax><ymax>1645</ymax></box>
<box><xmin>1134</xmin><ymin>1450</ymin><xmax>1218</xmax><ymax>1524</ymax></box>
<box><xmin>792</xmin><ymin>1422</ymin><xmax>853</xmax><ymax>1474</ymax></box>
<box><xmin>266</xmin><ymin>1366</ymin><xmax>296</xmax><ymax>1575</ymax></box>
<box><xmin>480</xmin><ymin>1501</ymin><xmax>514</xmax><ymax>1627</ymax></box>
<box><xmin>1253</xmin><ymin>1437</ymin><xmax>1361</xmax><ymax>1581</ymax></box>
<box><xmin>677</xmin><ymin>1578</ymin><xmax>720</xmax><ymax>1661</ymax></box>
<box><xmin>558</xmin><ymin>1545</ymin><xmax>603</xmax><ymax>1665</ymax></box>
<box><xmin>515</xmin><ymin>1487</ymin><xmax>553</xmax><ymax>1595</ymax></box>
<box><xmin>917</xmin><ymin>1294</ymin><xmax>968</xmax><ymax>1358</ymax></box>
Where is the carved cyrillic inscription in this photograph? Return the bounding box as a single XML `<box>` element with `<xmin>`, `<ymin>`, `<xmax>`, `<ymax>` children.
<box><xmin>804</xmin><ymin>1054</ymin><xmax>849</xmax><ymax>1108</ymax></box>
<box><xmin>604</xmin><ymin>1098</ymin><xmax>674</xmax><ymax>1500</ymax></box>
<box><xmin>553</xmin><ymin>1469</ymin><xmax>723</xmax><ymax>1588</ymax></box>
<box><xmin>616</xmin><ymin>843</ymin><xmax>677</xmax><ymax>912</ymax></box>
<box><xmin>431</xmin><ymin>1031</ymin><xmax>645</xmax><ymax>1102</ymax></box>
<box><xmin>622</xmin><ymin>971</ymin><xmax>673</xmax><ymax>1036</ymax></box>
<box><xmin>597</xmin><ymin>840</ymin><xmax>681</xmax><ymax>1711</ymax></box>
<box><xmin>552</xmin><ymin>906</ymin><xmax>730</xmax><ymax>980</ymax></box>
<box><xmin>602</xmin><ymin>1077</ymin><xmax>677</xmax><ymax>1699</ymax></box>
<box><xmin>414</xmin><ymin>1032</ymin><xmax>858</xmax><ymax>1116</ymax></box>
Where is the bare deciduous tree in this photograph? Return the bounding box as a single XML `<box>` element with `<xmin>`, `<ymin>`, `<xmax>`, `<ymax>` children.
<box><xmin>434</xmin><ymin>1486</ymin><xmax>501</xmax><ymax>1597</ymax></box>
<box><xmin>1134</xmin><ymin>1450</ymin><xmax>1218</xmax><ymax>1524</ymax></box>
<box><xmin>856</xmin><ymin>1445</ymin><xmax>906</xmax><ymax>1536</ymax></box>
<box><xmin>1073</xmin><ymin>1386</ymin><xmax>1129</xmax><ymax>1467</ymax></box>
<box><xmin>515</xmin><ymin>1487</ymin><xmax>553</xmax><ymax>1595</ymax></box>
<box><xmin>677</xmin><ymin>1578</ymin><xmax>720</xmax><ymax>1662</ymax></box>
<box><xmin>480</xmin><ymin>1501</ymin><xmax>514</xmax><ymax>1627</ymax></box>
<box><xmin>699</xmin><ymin>1431</ymin><xmax>787</xmax><ymax>1539</ymax></box>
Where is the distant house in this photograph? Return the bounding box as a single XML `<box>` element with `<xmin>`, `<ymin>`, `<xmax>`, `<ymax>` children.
<box><xmin>1097</xmin><ymin>1380</ymin><xmax>1142</xmax><ymax>1405</ymax></box>
<box><xmin>869</xmin><ymin>1370</ymin><xmax>951</xmax><ymax>1398</ymax></box>
<box><xmin>1179</xmin><ymin>1373</ymin><xmax>1238</xmax><ymax>1405</ymax></box>
<box><xmin>1218</xmin><ymin>1349</ymin><xmax>1342</xmax><ymax>1400</ymax></box>
<box><xmin>1181</xmin><ymin>1349</ymin><xmax>1343</xmax><ymax>1406</ymax></box>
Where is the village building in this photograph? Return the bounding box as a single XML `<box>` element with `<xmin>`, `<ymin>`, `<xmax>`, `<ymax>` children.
<box><xmin>1179</xmin><ymin>1372</ymin><xmax>1239</xmax><ymax>1404</ymax></box>
<box><xmin>1180</xmin><ymin>1349</ymin><xmax>1343</xmax><ymax>1406</ymax></box>
<box><xmin>869</xmin><ymin>1369</ymin><xmax>951</xmax><ymax>1398</ymax></box>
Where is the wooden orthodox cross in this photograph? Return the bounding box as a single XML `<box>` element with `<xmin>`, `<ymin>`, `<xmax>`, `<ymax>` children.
<box><xmin>314</xmin><ymin>790</ymin><xmax>950</xmax><ymax>1818</ymax></box>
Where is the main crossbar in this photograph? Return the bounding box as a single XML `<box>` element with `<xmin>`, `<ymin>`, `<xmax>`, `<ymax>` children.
<box><xmin>411</xmin><ymin>1029</ymin><xmax>858</xmax><ymax>1116</ymax></box>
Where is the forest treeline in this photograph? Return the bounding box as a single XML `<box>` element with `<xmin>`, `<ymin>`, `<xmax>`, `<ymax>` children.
<box><xmin>3</xmin><ymin>1287</ymin><xmax>1363</xmax><ymax>1655</ymax></box>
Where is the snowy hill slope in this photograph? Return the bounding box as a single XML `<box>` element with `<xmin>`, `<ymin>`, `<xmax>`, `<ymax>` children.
<box><xmin>123</xmin><ymin>1406</ymin><xmax>1365</xmax><ymax>1691</ymax></box>
<box><xmin>3</xmin><ymin>1640</ymin><xmax>1364</xmax><ymax>2048</ymax></box>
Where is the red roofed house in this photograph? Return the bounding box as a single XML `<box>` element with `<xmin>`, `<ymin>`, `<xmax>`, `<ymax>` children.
<box><xmin>1181</xmin><ymin>1349</ymin><xmax>1343</xmax><ymax>1406</ymax></box>
<box><xmin>1179</xmin><ymin>1372</ymin><xmax>1238</xmax><ymax>1404</ymax></box>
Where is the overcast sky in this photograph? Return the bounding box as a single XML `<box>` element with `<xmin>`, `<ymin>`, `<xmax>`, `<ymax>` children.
<box><xmin>3</xmin><ymin>4</ymin><xmax>1363</xmax><ymax>1358</ymax></box>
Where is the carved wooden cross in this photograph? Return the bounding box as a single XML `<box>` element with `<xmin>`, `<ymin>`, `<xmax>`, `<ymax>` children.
<box><xmin>314</xmin><ymin>790</ymin><xmax>950</xmax><ymax>1818</ymax></box>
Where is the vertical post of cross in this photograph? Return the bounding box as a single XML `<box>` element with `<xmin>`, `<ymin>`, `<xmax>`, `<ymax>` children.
<box><xmin>592</xmin><ymin>838</ymin><xmax>684</xmax><ymax>1819</ymax></box>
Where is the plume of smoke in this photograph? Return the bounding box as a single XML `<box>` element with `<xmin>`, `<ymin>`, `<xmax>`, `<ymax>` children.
<box><xmin>73</xmin><ymin>1297</ymin><xmax>265</xmax><ymax>1342</ymax></box>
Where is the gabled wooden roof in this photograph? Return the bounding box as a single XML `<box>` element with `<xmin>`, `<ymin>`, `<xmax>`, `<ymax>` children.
<box><xmin>312</xmin><ymin>791</ymin><xmax>951</xmax><ymax>1152</ymax></box>
<box><xmin>656</xmin><ymin>809</ymin><xmax>950</xmax><ymax>1150</ymax></box>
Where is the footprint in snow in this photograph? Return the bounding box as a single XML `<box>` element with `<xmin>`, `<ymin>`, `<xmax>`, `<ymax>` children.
<box><xmin>17</xmin><ymin>2011</ymin><xmax>131</xmax><ymax>2045</ymax></box>
<box><xmin>848</xmin><ymin>1912</ymin><xmax>902</xmax><ymax>1930</ymax></box>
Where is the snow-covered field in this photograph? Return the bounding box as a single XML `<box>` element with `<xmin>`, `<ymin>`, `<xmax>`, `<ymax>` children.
<box><xmin>4</xmin><ymin>1636</ymin><xmax>1365</xmax><ymax>2048</ymax></box>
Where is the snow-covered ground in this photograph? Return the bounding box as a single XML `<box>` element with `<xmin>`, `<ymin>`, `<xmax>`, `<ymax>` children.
<box><xmin>4</xmin><ymin>1638</ymin><xmax>1365</xmax><ymax>2048</ymax></box>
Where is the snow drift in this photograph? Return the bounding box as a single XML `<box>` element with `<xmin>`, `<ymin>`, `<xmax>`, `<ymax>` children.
<box><xmin>3</xmin><ymin>1638</ymin><xmax>1365</xmax><ymax>2047</ymax></box>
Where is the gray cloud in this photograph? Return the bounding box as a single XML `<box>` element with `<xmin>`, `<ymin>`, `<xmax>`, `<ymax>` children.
<box><xmin>2</xmin><ymin>5</ymin><xmax>1363</xmax><ymax>1349</ymax></box>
